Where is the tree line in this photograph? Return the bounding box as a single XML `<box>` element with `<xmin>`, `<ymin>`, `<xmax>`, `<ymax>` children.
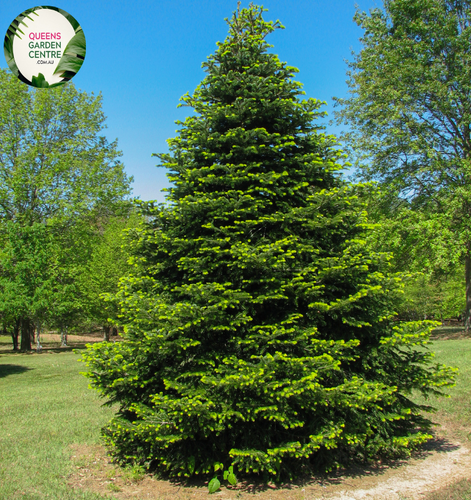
<box><xmin>0</xmin><ymin>69</ymin><xmax>139</xmax><ymax>350</ymax></box>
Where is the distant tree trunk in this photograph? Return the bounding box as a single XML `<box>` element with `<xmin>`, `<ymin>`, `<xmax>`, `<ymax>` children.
<box><xmin>11</xmin><ymin>319</ymin><xmax>20</xmax><ymax>351</ymax></box>
<box><xmin>103</xmin><ymin>325</ymin><xmax>111</xmax><ymax>342</ymax></box>
<box><xmin>112</xmin><ymin>326</ymin><xmax>118</xmax><ymax>337</ymax></box>
<box><xmin>466</xmin><ymin>247</ymin><xmax>471</xmax><ymax>333</ymax></box>
<box><xmin>20</xmin><ymin>318</ymin><xmax>33</xmax><ymax>351</ymax></box>
<box><xmin>36</xmin><ymin>322</ymin><xmax>42</xmax><ymax>352</ymax></box>
<box><xmin>60</xmin><ymin>326</ymin><xmax>68</xmax><ymax>347</ymax></box>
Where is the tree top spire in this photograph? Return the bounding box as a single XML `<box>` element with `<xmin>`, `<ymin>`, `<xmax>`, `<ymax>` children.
<box><xmin>224</xmin><ymin>2</ymin><xmax>284</xmax><ymax>41</ymax></box>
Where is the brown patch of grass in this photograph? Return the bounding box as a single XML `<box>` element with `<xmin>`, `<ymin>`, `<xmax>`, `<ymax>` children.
<box><xmin>68</xmin><ymin>443</ymin><xmax>353</xmax><ymax>499</ymax></box>
<box><xmin>431</xmin><ymin>408</ymin><xmax>471</xmax><ymax>446</ymax></box>
<box><xmin>0</xmin><ymin>332</ymin><xmax>120</xmax><ymax>354</ymax></box>
<box><xmin>424</xmin><ymin>478</ymin><xmax>471</xmax><ymax>499</ymax></box>
<box><xmin>68</xmin><ymin>444</ymin><xmax>232</xmax><ymax>500</ymax></box>
<box><xmin>430</xmin><ymin>325</ymin><xmax>471</xmax><ymax>340</ymax></box>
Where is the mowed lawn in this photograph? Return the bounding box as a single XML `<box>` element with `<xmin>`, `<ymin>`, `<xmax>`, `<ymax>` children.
<box><xmin>0</xmin><ymin>334</ymin><xmax>470</xmax><ymax>499</ymax></box>
<box><xmin>423</xmin><ymin>337</ymin><xmax>471</xmax><ymax>437</ymax></box>
<box><xmin>0</xmin><ymin>349</ymin><xmax>114</xmax><ymax>500</ymax></box>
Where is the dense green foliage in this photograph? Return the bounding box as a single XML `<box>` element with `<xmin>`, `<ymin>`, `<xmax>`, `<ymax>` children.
<box><xmin>0</xmin><ymin>69</ymin><xmax>133</xmax><ymax>348</ymax></box>
<box><xmin>77</xmin><ymin>212</ymin><xmax>142</xmax><ymax>337</ymax></box>
<box><xmin>361</xmin><ymin>188</ymin><xmax>465</xmax><ymax>321</ymax></box>
<box><xmin>82</xmin><ymin>5</ymin><xmax>454</xmax><ymax>481</ymax></box>
<box><xmin>334</xmin><ymin>0</ymin><xmax>471</xmax><ymax>327</ymax></box>
<box><xmin>396</xmin><ymin>273</ymin><xmax>464</xmax><ymax>321</ymax></box>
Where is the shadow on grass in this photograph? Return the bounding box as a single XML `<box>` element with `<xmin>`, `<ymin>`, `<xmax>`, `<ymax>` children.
<box><xmin>0</xmin><ymin>363</ymin><xmax>32</xmax><ymax>378</ymax></box>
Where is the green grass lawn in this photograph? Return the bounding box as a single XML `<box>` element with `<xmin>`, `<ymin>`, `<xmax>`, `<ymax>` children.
<box><xmin>0</xmin><ymin>338</ymin><xmax>470</xmax><ymax>499</ymax></box>
<box><xmin>420</xmin><ymin>337</ymin><xmax>471</xmax><ymax>500</ymax></box>
<box><xmin>418</xmin><ymin>338</ymin><xmax>471</xmax><ymax>440</ymax></box>
<box><xmin>0</xmin><ymin>351</ymin><xmax>115</xmax><ymax>500</ymax></box>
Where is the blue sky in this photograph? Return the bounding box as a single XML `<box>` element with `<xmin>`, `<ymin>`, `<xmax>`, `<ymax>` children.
<box><xmin>2</xmin><ymin>0</ymin><xmax>381</xmax><ymax>202</ymax></box>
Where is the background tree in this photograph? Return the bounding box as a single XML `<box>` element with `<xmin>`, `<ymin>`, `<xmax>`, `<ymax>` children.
<box><xmin>334</xmin><ymin>0</ymin><xmax>471</xmax><ymax>328</ymax></box>
<box><xmin>359</xmin><ymin>186</ymin><xmax>465</xmax><ymax>321</ymax></box>
<box><xmin>77</xmin><ymin>210</ymin><xmax>141</xmax><ymax>341</ymax></box>
<box><xmin>46</xmin><ymin>218</ymin><xmax>98</xmax><ymax>347</ymax></box>
<box><xmin>0</xmin><ymin>68</ymin><xmax>132</xmax><ymax>348</ymax></box>
<box><xmin>0</xmin><ymin>222</ymin><xmax>54</xmax><ymax>350</ymax></box>
<box><xmin>82</xmin><ymin>4</ymin><xmax>454</xmax><ymax>481</ymax></box>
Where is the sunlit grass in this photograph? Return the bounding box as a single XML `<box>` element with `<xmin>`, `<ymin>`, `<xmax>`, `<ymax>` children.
<box><xmin>0</xmin><ymin>351</ymin><xmax>114</xmax><ymax>499</ymax></box>
<box><xmin>0</xmin><ymin>337</ymin><xmax>469</xmax><ymax>498</ymax></box>
<box><xmin>425</xmin><ymin>478</ymin><xmax>471</xmax><ymax>500</ymax></box>
<box><xmin>420</xmin><ymin>338</ymin><xmax>471</xmax><ymax>441</ymax></box>
<box><xmin>420</xmin><ymin>337</ymin><xmax>471</xmax><ymax>499</ymax></box>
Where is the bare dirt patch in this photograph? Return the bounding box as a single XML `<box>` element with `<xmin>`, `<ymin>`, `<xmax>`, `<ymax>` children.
<box><xmin>68</xmin><ymin>424</ymin><xmax>471</xmax><ymax>500</ymax></box>
<box><xmin>0</xmin><ymin>332</ymin><xmax>120</xmax><ymax>353</ymax></box>
<box><xmin>430</xmin><ymin>324</ymin><xmax>471</xmax><ymax>341</ymax></box>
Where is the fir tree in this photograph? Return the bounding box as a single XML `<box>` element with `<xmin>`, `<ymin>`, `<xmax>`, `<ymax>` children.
<box><xmin>82</xmin><ymin>4</ymin><xmax>454</xmax><ymax>480</ymax></box>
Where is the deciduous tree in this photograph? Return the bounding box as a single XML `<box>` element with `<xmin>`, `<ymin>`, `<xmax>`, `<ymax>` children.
<box><xmin>77</xmin><ymin>211</ymin><xmax>141</xmax><ymax>341</ymax></box>
<box><xmin>0</xmin><ymin>69</ymin><xmax>132</xmax><ymax>348</ymax></box>
<box><xmin>334</xmin><ymin>0</ymin><xmax>471</xmax><ymax>328</ymax></box>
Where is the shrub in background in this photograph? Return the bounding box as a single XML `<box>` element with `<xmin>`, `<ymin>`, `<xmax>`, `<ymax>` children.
<box><xmin>397</xmin><ymin>272</ymin><xmax>465</xmax><ymax>321</ymax></box>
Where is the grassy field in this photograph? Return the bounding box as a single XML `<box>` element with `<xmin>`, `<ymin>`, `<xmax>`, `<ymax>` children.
<box><xmin>421</xmin><ymin>337</ymin><xmax>471</xmax><ymax>438</ymax></box>
<box><xmin>0</xmin><ymin>332</ymin><xmax>470</xmax><ymax>499</ymax></box>
<box><xmin>0</xmin><ymin>349</ymin><xmax>114</xmax><ymax>500</ymax></box>
<box><xmin>420</xmin><ymin>335</ymin><xmax>471</xmax><ymax>500</ymax></box>
<box><xmin>426</xmin><ymin>479</ymin><xmax>471</xmax><ymax>500</ymax></box>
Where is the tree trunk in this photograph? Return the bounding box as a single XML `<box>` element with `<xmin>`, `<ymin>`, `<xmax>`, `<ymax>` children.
<box><xmin>36</xmin><ymin>322</ymin><xmax>42</xmax><ymax>352</ymax></box>
<box><xmin>60</xmin><ymin>326</ymin><xmax>68</xmax><ymax>347</ymax></box>
<box><xmin>466</xmin><ymin>248</ymin><xmax>471</xmax><ymax>333</ymax></box>
<box><xmin>20</xmin><ymin>318</ymin><xmax>32</xmax><ymax>351</ymax></box>
<box><xmin>112</xmin><ymin>326</ymin><xmax>118</xmax><ymax>337</ymax></box>
<box><xmin>11</xmin><ymin>319</ymin><xmax>20</xmax><ymax>351</ymax></box>
<box><xmin>103</xmin><ymin>325</ymin><xmax>111</xmax><ymax>342</ymax></box>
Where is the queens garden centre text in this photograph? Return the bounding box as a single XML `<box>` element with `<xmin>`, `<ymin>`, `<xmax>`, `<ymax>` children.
<box><xmin>28</xmin><ymin>32</ymin><xmax>62</xmax><ymax>59</ymax></box>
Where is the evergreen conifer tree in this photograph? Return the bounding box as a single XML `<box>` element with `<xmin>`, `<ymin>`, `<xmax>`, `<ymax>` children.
<box><xmin>82</xmin><ymin>4</ymin><xmax>454</xmax><ymax>480</ymax></box>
